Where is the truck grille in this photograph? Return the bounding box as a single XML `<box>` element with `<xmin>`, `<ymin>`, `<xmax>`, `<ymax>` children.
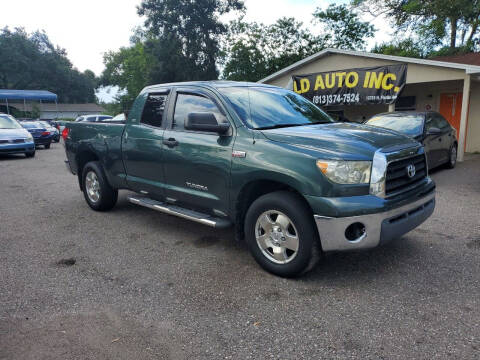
<box><xmin>385</xmin><ymin>154</ymin><xmax>427</xmax><ymax>196</ymax></box>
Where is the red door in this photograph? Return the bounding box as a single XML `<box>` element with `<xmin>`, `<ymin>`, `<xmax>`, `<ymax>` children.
<box><xmin>439</xmin><ymin>93</ymin><xmax>462</xmax><ymax>135</ymax></box>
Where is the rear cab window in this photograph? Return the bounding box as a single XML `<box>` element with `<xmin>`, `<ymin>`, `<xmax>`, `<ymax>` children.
<box><xmin>140</xmin><ymin>93</ymin><xmax>169</xmax><ymax>128</ymax></box>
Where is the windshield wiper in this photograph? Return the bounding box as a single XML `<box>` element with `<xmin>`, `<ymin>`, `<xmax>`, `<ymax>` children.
<box><xmin>256</xmin><ymin>123</ymin><xmax>315</xmax><ymax>130</ymax></box>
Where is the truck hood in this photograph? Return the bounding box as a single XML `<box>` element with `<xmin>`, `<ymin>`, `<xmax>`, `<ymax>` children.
<box><xmin>0</xmin><ymin>128</ymin><xmax>31</xmax><ymax>140</ymax></box>
<box><xmin>261</xmin><ymin>122</ymin><xmax>419</xmax><ymax>160</ymax></box>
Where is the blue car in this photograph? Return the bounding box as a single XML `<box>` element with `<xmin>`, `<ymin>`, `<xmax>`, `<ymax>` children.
<box><xmin>0</xmin><ymin>114</ymin><xmax>36</xmax><ymax>157</ymax></box>
<box><xmin>21</xmin><ymin>121</ymin><xmax>54</xmax><ymax>149</ymax></box>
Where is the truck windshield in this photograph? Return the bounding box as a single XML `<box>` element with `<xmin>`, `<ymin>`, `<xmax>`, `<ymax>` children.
<box><xmin>0</xmin><ymin>115</ymin><xmax>22</xmax><ymax>129</ymax></box>
<box><xmin>365</xmin><ymin>114</ymin><xmax>424</xmax><ymax>137</ymax></box>
<box><xmin>219</xmin><ymin>86</ymin><xmax>333</xmax><ymax>129</ymax></box>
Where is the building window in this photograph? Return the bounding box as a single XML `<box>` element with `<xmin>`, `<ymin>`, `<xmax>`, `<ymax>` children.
<box><xmin>395</xmin><ymin>96</ymin><xmax>416</xmax><ymax>111</ymax></box>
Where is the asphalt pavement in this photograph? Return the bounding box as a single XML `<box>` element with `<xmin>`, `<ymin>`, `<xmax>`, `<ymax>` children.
<box><xmin>1</xmin><ymin>145</ymin><xmax>479</xmax><ymax>359</ymax></box>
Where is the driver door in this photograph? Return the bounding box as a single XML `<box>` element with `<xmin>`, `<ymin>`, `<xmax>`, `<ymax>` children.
<box><xmin>161</xmin><ymin>87</ymin><xmax>235</xmax><ymax>215</ymax></box>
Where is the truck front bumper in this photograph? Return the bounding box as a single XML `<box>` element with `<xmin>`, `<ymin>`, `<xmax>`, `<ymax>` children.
<box><xmin>314</xmin><ymin>191</ymin><xmax>435</xmax><ymax>252</ymax></box>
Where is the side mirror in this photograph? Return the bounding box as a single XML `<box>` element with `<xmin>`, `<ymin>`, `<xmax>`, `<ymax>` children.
<box><xmin>426</xmin><ymin>127</ymin><xmax>441</xmax><ymax>136</ymax></box>
<box><xmin>185</xmin><ymin>112</ymin><xmax>230</xmax><ymax>135</ymax></box>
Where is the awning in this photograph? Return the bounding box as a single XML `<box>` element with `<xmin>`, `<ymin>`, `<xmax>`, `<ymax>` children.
<box><xmin>0</xmin><ymin>89</ymin><xmax>58</xmax><ymax>101</ymax></box>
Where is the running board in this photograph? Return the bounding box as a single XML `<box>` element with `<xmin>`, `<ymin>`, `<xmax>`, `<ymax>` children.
<box><xmin>127</xmin><ymin>196</ymin><xmax>232</xmax><ymax>229</ymax></box>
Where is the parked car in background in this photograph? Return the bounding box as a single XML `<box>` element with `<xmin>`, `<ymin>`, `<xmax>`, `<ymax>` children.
<box><xmin>365</xmin><ymin>111</ymin><xmax>457</xmax><ymax>170</ymax></box>
<box><xmin>75</xmin><ymin>115</ymin><xmax>113</xmax><ymax>122</ymax></box>
<box><xmin>38</xmin><ymin>121</ymin><xmax>60</xmax><ymax>142</ymax></box>
<box><xmin>21</xmin><ymin>121</ymin><xmax>54</xmax><ymax>149</ymax></box>
<box><xmin>107</xmin><ymin>113</ymin><xmax>126</xmax><ymax>122</ymax></box>
<box><xmin>0</xmin><ymin>113</ymin><xmax>36</xmax><ymax>157</ymax></box>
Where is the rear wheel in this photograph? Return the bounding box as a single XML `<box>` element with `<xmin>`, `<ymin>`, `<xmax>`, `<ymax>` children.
<box><xmin>244</xmin><ymin>191</ymin><xmax>320</xmax><ymax>277</ymax></box>
<box><xmin>45</xmin><ymin>143</ymin><xmax>51</xmax><ymax>149</ymax></box>
<box><xmin>446</xmin><ymin>144</ymin><xmax>457</xmax><ymax>169</ymax></box>
<box><xmin>82</xmin><ymin>161</ymin><xmax>118</xmax><ymax>211</ymax></box>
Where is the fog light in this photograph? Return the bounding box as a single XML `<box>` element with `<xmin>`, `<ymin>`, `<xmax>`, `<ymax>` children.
<box><xmin>345</xmin><ymin>222</ymin><xmax>366</xmax><ymax>242</ymax></box>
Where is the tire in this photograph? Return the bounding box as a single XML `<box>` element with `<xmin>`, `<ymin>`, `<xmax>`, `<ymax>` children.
<box><xmin>446</xmin><ymin>144</ymin><xmax>457</xmax><ymax>169</ymax></box>
<box><xmin>244</xmin><ymin>191</ymin><xmax>321</xmax><ymax>277</ymax></box>
<box><xmin>25</xmin><ymin>151</ymin><xmax>35</xmax><ymax>158</ymax></box>
<box><xmin>45</xmin><ymin>143</ymin><xmax>51</xmax><ymax>149</ymax></box>
<box><xmin>81</xmin><ymin>161</ymin><xmax>118</xmax><ymax>211</ymax></box>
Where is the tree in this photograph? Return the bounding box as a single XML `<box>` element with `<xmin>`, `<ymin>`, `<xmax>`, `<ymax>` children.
<box><xmin>101</xmin><ymin>42</ymin><xmax>149</xmax><ymax>107</ymax></box>
<box><xmin>222</xmin><ymin>5</ymin><xmax>375</xmax><ymax>81</ymax></box>
<box><xmin>222</xmin><ymin>17</ymin><xmax>327</xmax><ymax>81</ymax></box>
<box><xmin>312</xmin><ymin>4</ymin><xmax>375</xmax><ymax>50</ymax></box>
<box><xmin>137</xmin><ymin>0</ymin><xmax>244</xmax><ymax>80</ymax></box>
<box><xmin>0</xmin><ymin>27</ymin><xmax>97</xmax><ymax>103</ymax></box>
<box><xmin>354</xmin><ymin>0</ymin><xmax>480</xmax><ymax>51</ymax></box>
<box><xmin>372</xmin><ymin>38</ymin><xmax>427</xmax><ymax>58</ymax></box>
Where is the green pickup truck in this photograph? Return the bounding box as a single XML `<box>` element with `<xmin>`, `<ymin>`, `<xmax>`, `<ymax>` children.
<box><xmin>64</xmin><ymin>81</ymin><xmax>435</xmax><ymax>277</ymax></box>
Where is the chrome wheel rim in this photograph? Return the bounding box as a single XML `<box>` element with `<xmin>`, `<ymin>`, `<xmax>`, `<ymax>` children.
<box><xmin>85</xmin><ymin>171</ymin><xmax>100</xmax><ymax>203</ymax></box>
<box><xmin>451</xmin><ymin>147</ymin><xmax>457</xmax><ymax>165</ymax></box>
<box><xmin>255</xmin><ymin>210</ymin><xmax>299</xmax><ymax>264</ymax></box>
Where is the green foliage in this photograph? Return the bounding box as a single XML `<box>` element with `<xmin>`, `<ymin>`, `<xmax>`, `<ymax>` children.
<box><xmin>0</xmin><ymin>27</ymin><xmax>97</xmax><ymax>103</ymax></box>
<box><xmin>372</xmin><ymin>38</ymin><xmax>427</xmax><ymax>58</ymax></box>
<box><xmin>222</xmin><ymin>5</ymin><xmax>374</xmax><ymax>82</ymax></box>
<box><xmin>31</xmin><ymin>103</ymin><xmax>41</xmax><ymax>119</ymax></box>
<box><xmin>101</xmin><ymin>0</ymin><xmax>244</xmax><ymax>108</ymax></box>
<box><xmin>101</xmin><ymin>42</ymin><xmax>149</xmax><ymax>108</ymax></box>
<box><xmin>138</xmin><ymin>0</ymin><xmax>245</xmax><ymax>80</ymax></box>
<box><xmin>313</xmin><ymin>4</ymin><xmax>375</xmax><ymax>50</ymax></box>
<box><xmin>354</xmin><ymin>0</ymin><xmax>480</xmax><ymax>50</ymax></box>
<box><xmin>222</xmin><ymin>17</ymin><xmax>327</xmax><ymax>81</ymax></box>
<box><xmin>99</xmin><ymin>102</ymin><xmax>124</xmax><ymax>116</ymax></box>
<box><xmin>428</xmin><ymin>45</ymin><xmax>475</xmax><ymax>58</ymax></box>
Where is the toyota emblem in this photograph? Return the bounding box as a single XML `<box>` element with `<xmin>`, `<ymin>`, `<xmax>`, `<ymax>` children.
<box><xmin>406</xmin><ymin>164</ymin><xmax>416</xmax><ymax>178</ymax></box>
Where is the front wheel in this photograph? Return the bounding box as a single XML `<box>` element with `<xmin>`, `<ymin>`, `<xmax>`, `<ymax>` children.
<box><xmin>446</xmin><ymin>144</ymin><xmax>457</xmax><ymax>169</ymax></box>
<box><xmin>81</xmin><ymin>161</ymin><xmax>118</xmax><ymax>211</ymax></box>
<box><xmin>244</xmin><ymin>191</ymin><xmax>320</xmax><ymax>277</ymax></box>
<box><xmin>25</xmin><ymin>151</ymin><xmax>35</xmax><ymax>158</ymax></box>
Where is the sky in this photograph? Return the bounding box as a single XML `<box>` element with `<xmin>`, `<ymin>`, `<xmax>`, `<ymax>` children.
<box><xmin>1</xmin><ymin>0</ymin><xmax>392</xmax><ymax>102</ymax></box>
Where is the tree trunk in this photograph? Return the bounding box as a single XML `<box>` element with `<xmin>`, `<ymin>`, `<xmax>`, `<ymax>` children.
<box><xmin>467</xmin><ymin>21</ymin><xmax>479</xmax><ymax>46</ymax></box>
<box><xmin>450</xmin><ymin>17</ymin><xmax>458</xmax><ymax>48</ymax></box>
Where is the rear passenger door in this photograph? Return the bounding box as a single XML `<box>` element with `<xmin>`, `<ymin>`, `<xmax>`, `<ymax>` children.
<box><xmin>161</xmin><ymin>87</ymin><xmax>234</xmax><ymax>215</ymax></box>
<box><xmin>122</xmin><ymin>90</ymin><xmax>170</xmax><ymax>199</ymax></box>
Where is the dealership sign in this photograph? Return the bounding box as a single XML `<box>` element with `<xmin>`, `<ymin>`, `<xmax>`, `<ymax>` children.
<box><xmin>292</xmin><ymin>64</ymin><xmax>407</xmax><ymax>106</ymax></box>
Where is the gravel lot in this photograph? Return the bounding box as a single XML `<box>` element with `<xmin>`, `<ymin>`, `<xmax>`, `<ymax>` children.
<box><xmin>1</xmin><ymin>145</ymin><xmax>479</xmax><ymax>359</ymax></box>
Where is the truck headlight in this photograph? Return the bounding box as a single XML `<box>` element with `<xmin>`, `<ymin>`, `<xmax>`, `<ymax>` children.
<box><xmin>316</xmin><ymin>160</ymin><xmax>371</xmax><ymax>184</ymax></box>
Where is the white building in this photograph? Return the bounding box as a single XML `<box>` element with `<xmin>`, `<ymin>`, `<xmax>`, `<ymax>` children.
<box><xmin>260</xmin><ymin>48</ymin><xmax>480</xmax><ymax>161</ymax></box>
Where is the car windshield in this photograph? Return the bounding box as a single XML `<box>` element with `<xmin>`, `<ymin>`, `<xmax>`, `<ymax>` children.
<box><xmin>366</xmin><ymin>114</ymin><xmax>424</xmax><ymax>137</ymax></box>
<box><xmin>219</xmin><ymin>86</ymin><xmax>333</xmax><ymax>129</ymax></box>
<box><xmin>0</xmin><ymin>115</ymin><xmax>23</xmax><ymax>129</ymax></box>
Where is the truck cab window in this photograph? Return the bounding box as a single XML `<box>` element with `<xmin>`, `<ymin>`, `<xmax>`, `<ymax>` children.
<box><xmin>141</xmin><ymin>94</ymin><xmax>167</xmax><ymax>127</ymax></box>
<box><xmin>173</xmin><ymin>93</ymin><xmax>226</xmax><ymax>130</ymax></box>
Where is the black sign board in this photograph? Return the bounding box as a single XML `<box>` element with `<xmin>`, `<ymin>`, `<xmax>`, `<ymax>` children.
<box><xmin>292</xmin><ymin>64</ymin><xmax>407</xmax><ymax>106</ymax></box>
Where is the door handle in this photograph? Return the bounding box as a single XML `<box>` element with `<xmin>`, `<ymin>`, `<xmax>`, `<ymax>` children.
<box><xmin>163</xmin><ymin>138</ymin><xmax>179</xmax><ymax>148</ymax></box>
